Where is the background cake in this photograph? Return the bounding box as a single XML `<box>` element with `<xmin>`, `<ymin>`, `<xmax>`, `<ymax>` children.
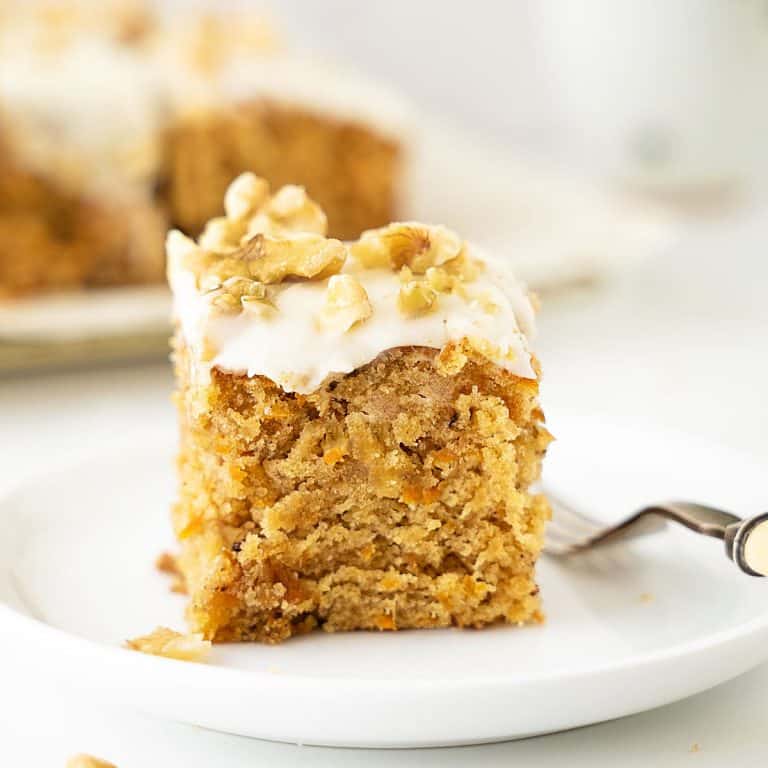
<box><xmin>0</xmin><ymin>2</ymin><xmax>409</xmax><ymax>296</ymax></box>
<box><xmin>168</xmin><ymin>174</ymin><xmax>551</xmax><ymax>643</ymax></box>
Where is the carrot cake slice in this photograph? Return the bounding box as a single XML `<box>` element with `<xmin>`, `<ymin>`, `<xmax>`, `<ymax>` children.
<box><xmin>0</xmin><ymin>2</ymin><xmax>409</xmax><ymax>296</ymax></box>
<box><xmin>167</xmin><ymin>173</ymin><xmax>551</xmax><ymax>643</ymax></box>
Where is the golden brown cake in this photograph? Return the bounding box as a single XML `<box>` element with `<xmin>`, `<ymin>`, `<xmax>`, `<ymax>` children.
<box><xmin>0</xmin><ymin>3</ymin><xmax>407</xmax><ymax>297</ymax></box>
<box><xmin>168</xmin><ymin>174</ymin><xmax>551</xmax><ymax>643</ymax></box>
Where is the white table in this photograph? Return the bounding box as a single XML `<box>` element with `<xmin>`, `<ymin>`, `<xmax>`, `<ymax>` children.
<box><xmin>2</xmin><ymin>206</ymin><xmax>767</xmax><ymax>766</ymax></box>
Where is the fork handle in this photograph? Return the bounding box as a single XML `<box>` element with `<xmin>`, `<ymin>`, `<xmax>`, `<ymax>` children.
<box><xmin>643</xmin><ymin>502</ymin><xmax>768</xmax><ymax>577</ymax></box>
<box><xmin>725</xmin><ymin>514</ymin><xmax>768</xmax><ymax>577</ymax></box>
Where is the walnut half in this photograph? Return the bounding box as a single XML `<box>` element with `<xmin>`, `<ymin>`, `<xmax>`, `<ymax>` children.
<box><xmin>351</xmin><ymin>222</ymin><xmax>463</xmax><ymax>273</ymax></box>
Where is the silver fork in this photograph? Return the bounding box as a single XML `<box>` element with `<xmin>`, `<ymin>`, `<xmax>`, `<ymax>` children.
<box><xmin>544</xmin><ymin>490</ymin><xmax>768</xmax><ymax>577</ymax></box>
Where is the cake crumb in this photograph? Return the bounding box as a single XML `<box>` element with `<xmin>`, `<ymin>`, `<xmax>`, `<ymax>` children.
<box><xmin>66</xmin><ymin>755</ymin><xmax>117</xmax><ymax>768</ymax></box>
<box><xmin>155</xmin><ymin>551</ymin><xmax>187</xmax><ymax>594</ymax></box>
<box><xmin>640</xmin><ymin>592</ymin><xmax>655</xmax><ymax>603</ymax></box>
<box><xmin>125</xmin><ymin>626</ymin><xmax>211</xmax><ymax>662</ymax></box>
<box><xmin>690</xmin><ymin>743</ymin><xmax>701</xmax><ymax>753</ymax></box>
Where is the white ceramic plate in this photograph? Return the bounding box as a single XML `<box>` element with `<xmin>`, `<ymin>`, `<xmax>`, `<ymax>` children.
<box><xmin>0</xmin><ymin>286</ymin><xmax>170</xmax><ymax>372</ymax></box>
<box><xmin>1</xmin><ymin>414</ymin><xmax>767</xmax><ymax>748</ymax></box>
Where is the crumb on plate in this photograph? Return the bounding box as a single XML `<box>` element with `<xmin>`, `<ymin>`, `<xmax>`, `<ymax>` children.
<box><xmin>66</xmin><ymin>754</ymin><xmax>117</xmax><ymax>768</ymax></box>
<box><xmin>125</xmin><ymin>626</ymin><xmax>211</xmax><ymax>662</ymax></box>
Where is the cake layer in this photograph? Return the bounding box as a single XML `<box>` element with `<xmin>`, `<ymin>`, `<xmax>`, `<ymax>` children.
<box><xmin>174</xmin><ymin>344</ymin><xmax>551</xmax><ymax>643</ymax></box>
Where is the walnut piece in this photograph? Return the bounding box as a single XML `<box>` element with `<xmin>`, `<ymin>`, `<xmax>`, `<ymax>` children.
<box><xmin>205</xmin><ymin>276</ymin><xmax>270</xmax><ymax>315</ymax></box>
<box><xmin>443</xmin><ymin>249</ymin><xmax>484</xmax><ymax>282</ymax></box>
<box><xmin>352</xmin><ymin>222</ymin><xmax>463</xmax><ymax>273</ymax></box>
<box><xmin>424</xmin><ymin>266</ymin><xmax>454</xmax><ymax>293</ymax></box>
<box><xmin>244</xmin><ymin>184</ymin><xmax>327</xmax><ymax>239</ymax></box>
<box><xmin>435</xmin><ymin>337</ymin><xmax>512</xmax><ymax>375</ymax></box>
<box><xmin>125</xmin><ymin>626</ymin><xmax>211</xmax><ymax>663</ymax></box>
<box><xmin>224</xmin><ymin>172</ymin><xmax>270</xmax><ymax>220</ymax></box>
<box><xmin>198</xmin><ymin>216</ymin><xmax>246</xmax><ymax>254</ymax></box>
<box><xmin>317</xmin><ymin>274</ymin><xmax>373</xmax><ymax>333</ymax></box>
<box><xmin>66</xmin><ymin>755</ymin><xmax>117</xmax><ymax>768</ymax></box>
<box><xmin>398</xmin><ymin>281</ymin><xmax>439</xmax><ymax>316</ymax></box>
<box><xmin>168</xmin><ymin>176</ymin><xmax>346</xmax><ymax>293</ymax></box>
<box><xmin>234</xmin><ymin>233</ymin><xmax>346</xmax><ymax>284</ymax></box>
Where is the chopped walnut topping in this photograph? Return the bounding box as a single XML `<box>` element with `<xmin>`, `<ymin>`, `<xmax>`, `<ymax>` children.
<box><xmin>424</xmin><ymin>266</ymin><xmax>454</xmax><ymax>293</ymax></box>
<box><xmin>168</xmin><ymin>177</ymin><xmax>346</xmax><ymax>295</ymax></box>
<box><xmin>198</xmin><ymin>216</ymin><xmax>247</xmax><ymax>254</ymax></box>
<box><xmin>398</xmin><ymin>281</ymin><xmax>439</xmax><ymax>316</ymax></box>
<box><xmin>66</xmin><ymin>755</ymin><xmax>117</xmax><ymax>768</ymax></box>
<box><xmin>352</xmin><ymin>222</ymin><xmax>463</xmax><ymax>273</ymax></box>
<box><xmin>318</xmin><ymin>274</ymin><xmax>373</xmax><ymax>333</ymax></box>
<box><xmin>443</xmin><ymin>248</ymin><xmax>484</xmax><ymax>282</ymax></box>
<box><xmin>125</xmin><ymin>626</ymin><xmax>211</xmax><ymax>663</ymax></box>
<box><xmin>244</xmin><ymin>184</ymin><xmax>327</xmax><ymax>239</ymax></box>
<box><xmin>234</xmin><ymin>234</ymin><xmax>346</xmax><ymax>284</ymax></box>
<box><xmin>224</xmin><ymin>172</ymin><xmax>270</xmax><ymax>220</ymax></box>
<box><xmin>206</xmin><ymin>276</ymin><xmax>271</xmax><ymax>316</ymax></box>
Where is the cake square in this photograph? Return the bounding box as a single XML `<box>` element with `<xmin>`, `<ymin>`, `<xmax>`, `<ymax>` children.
<box><xmin>168</xmin><ymin>174</ymin><xmax>550</xmax><ymax>643</ymax></box>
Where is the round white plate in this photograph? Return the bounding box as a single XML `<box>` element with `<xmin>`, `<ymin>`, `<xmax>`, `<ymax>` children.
<box><xmin>1</xmin><ymin>415</ymin><xmax>767</xmax><ymax>748</ymax></box>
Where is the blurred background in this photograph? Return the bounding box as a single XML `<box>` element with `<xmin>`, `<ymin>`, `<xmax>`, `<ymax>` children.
<box><xmin>268</xmin><ymin>0</ymin><xmax>768</xmax><ymax>195</ymax></box>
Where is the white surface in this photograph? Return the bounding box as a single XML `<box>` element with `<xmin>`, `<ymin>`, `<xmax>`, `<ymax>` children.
<box><xmin>3</xmin><ymin>416</ymin><xmax>767</xmax><ymax>748</ymax></box>
<box><xmin>0</xmin><ymin>206</ymin><xmax>767</xmax><ymax>763</ymax></box>
<box><xmin>532</xmin><ymin>0</ymin><xmax>768</xmax><ymax>187</ymax></box>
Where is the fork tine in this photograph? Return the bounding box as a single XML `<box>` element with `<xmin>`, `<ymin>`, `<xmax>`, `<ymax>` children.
<box><xmin>545</xmin><ymin>489</ymin><xmax>604</xmax><ymax>535</ymax></box>
<box><xmin>544</xmin><ymin>519</ymin><xmax>581</xmax><ymax>543</ymax></box>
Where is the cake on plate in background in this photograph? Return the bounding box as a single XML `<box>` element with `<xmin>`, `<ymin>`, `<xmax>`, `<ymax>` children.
<box><xmin>167</xmin><ymin>173</ymin><xmax>551</xmax><ymax>643</ymax></box>
<box><xmin>0</xmin><ymin>1</ymin><xmax>409</xmax><ymax>296</ymax></box>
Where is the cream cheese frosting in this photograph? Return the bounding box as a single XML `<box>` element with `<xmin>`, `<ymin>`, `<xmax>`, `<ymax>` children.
<box><xmin>168</xmin><ymin>176</ymin><xmax>537</xmax><ymax>395</ymax></box>
<box><xmin>170</xmin><ymin>249</ymin><xmax>536</xmax><ymax>394</ymax></box>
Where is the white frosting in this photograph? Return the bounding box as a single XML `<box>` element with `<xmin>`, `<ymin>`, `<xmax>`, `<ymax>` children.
<box><xmin>169</xmin><ymin>245</ymin><xmax>537</xmax><ymax>395</ymax></box>
<box><xmin>162</xmin><ymin>53</ymin><xmax>413</xmax><ymax>143</ymax></box>
<box><xmin>0</xmin><ymin>38</ymin><xmax>163</xmax><ymax>196</ymax></box>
